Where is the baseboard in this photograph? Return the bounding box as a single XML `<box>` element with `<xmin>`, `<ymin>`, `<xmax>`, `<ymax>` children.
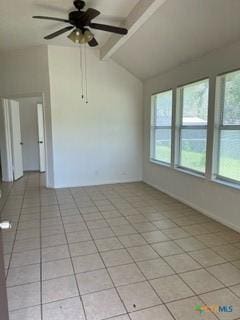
<box><xmin>52</xmin><ymin>178</ymin><xmax>143</xmax><ymax>189</ymax></box>
<box><xmin>144</xmin><ymin>179</ymin><xmax>240</xmax><ymax>234</ymax></box>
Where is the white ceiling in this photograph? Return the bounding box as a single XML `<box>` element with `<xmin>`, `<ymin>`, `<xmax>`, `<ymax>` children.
<box><xmin>112</xmin><ymin>0</ymin><xmax>240</xmax><ymax>80</ymax></box>
<box><xmin>0</xmin><ymin>0</ymin><xmax>139</xmax><ymax>50</ymax></box>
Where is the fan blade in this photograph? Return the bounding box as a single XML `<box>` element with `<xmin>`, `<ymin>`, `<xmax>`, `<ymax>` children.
<box><xmin>33</xmin><ymin>16</ymin><xmax>70</xmax><ymax>23</ymax></box>
<box><xmin>44</xmin><ymin>26</ymin><xmax>74</xmax><ymax>40</ymax></box>
<box><xmin>88</xmin><ymin>37</ymin><xmax>98</xmax><ymax>47</ymax></box>
<box><xmin>81</xmin><ymin>8</ymin><xmax>100</xmax><ymax>25</ymax></box>
<box><xmin>89</xmin><ymin>23</ymin><xmax>128</xmax><ymax>35</ymax></box>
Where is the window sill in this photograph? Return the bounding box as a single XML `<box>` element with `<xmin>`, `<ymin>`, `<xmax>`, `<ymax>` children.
<box><xmin>149</xmin><ymin>159</ymin><xmax>171</xmax><ymax>168</ymax></box>
<box><xmin>149</xmin><ymin>159</ymin><xmax>240</xmax><ymax>191</ymax></box>
<box><xmin>212</xmin><ymin>178</ymin><xmax>240</xmax><ymax>192</ymax></box>
<box><xmin>175</xmin><ymin>166</ymin><xmax>206</xmax><ymax>179</ymax></box>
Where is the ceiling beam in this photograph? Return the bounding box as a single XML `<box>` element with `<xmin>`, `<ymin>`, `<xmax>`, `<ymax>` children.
<box><xmin>100</xmin><ymin>0</ymin><xmax>167</xmax><ymax>60</ymax></box>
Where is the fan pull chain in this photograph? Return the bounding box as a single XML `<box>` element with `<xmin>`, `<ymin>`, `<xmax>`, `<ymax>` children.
<box><xmin>80</xmin><ymin>44</ymin><xmax>84</xmax><ymax>99</ymax></box>
<box><xmin>84</xmin><ymin>44</ymin><xmax>88</xmax><ymax>104</ymax></box>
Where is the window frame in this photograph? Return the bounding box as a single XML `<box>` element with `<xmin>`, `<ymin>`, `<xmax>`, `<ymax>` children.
<box><xmin>215</xmin><ymin>71</ymin><xmax>240</xmax><ymax>185</ymax></box>
<box><xmin>149</xmin><ymin>71</ymin><xmax>240</xmax><ymax>190</ymax></box>
<box><xmin>150</xmin><ymin>89</ymin><xmax>173</xmax><ymax>165</ymax></box>
<box><xmin>176</xmin><ymin>78</ymin><xmax>210</xmax><ymax>175</ymax></box>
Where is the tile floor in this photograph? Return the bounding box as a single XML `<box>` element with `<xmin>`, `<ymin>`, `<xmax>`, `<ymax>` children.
<box><xmin>1</xmin><ymin>173</ymin><xmax>240</xmax><ymax>320</ymax></box>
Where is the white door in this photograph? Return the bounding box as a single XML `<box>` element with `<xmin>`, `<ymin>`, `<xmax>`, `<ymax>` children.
<box><xmin>9</xmin><ymin>100</ymin><xmax>23</xmax><ymax>180</ymax></box>
<box><xmin>37</xmin><ymin>104</ymin><xmax>46</xmax><ymax>172</ymax></box>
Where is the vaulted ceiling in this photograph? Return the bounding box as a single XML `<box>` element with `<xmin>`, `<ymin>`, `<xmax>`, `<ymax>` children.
<box><xmin>1</xmin><ymin>0</ymin><xmax>240</xmax><ymax>80</ymax></box>
<box><xmin>112</xmin><ymin>0</ymin><xmax>240</xmax><ymax>79</ymax></box>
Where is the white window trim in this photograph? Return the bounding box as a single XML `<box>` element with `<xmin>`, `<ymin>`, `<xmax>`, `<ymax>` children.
<box><xmin>150</xmin><ymin>90</ymin><xmax>173</xmax><ymax>165</ymax></box>
<box><xmin>176</xmin><ymin>79</ymin><xmax>209</xmax><ymax>175</ymax></box>
<box><xmin>214</xmin><ymin>74</ymin><xmax>240</xmax><ymax>185</ymax></box>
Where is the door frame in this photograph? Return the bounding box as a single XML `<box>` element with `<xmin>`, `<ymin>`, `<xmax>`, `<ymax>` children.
<box><xmin>0</xmin><ymin>99</ymin><xmax>14</xmax><ymax>182</ymax></box>
<box><xmin>37</xmin><ymin>103</ymin><xmax>46</xmax><ymax>173</ymax></box>
<box><xmin>9</xmin><ymin>100</ymin><xmax>24</xmax><ymax>180</ymax></box>
<box><xmin>0</xmin><ymin>92</ymin><xmax>48</xmax><ymax>186</ymax></box>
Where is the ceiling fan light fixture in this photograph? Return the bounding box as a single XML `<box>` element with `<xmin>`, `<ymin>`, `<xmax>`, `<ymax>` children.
<box><xmin>79</xmin><ymin>36</ymin><xmax>87</xmax><ymax>44</ymax></box>
<box><xmin>83</xmin><ymin>30</ymin><xmax>94</xmax><ymax>42</ymax></box>
<box><xmin>68</xmin><ymin>28</ymin><xmax>83</xmax><ymax>43</ymax></box>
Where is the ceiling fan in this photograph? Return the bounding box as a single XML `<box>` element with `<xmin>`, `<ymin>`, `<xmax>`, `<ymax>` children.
<box><xmin>33</xmin><ymin>0</ymin><xmax>128</xmax><ymax>47</ymax></box>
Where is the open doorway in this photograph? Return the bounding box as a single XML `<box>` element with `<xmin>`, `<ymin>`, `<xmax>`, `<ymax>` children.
<box><xmin>17</xmin><ymin>97</ymin><xmax>45</xmax><ymax>173</ymax></box>
<box><xmin>0</xmin><ymin>96</ymin><xmax>46</xmax><ymax>184</ymax></box>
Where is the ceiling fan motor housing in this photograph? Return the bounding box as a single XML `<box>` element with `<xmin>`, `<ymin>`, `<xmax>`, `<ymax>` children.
<box><xmin>69</xmin><ymin>11</ymin><xmax>85</xmax><ymax>27</ymax></box>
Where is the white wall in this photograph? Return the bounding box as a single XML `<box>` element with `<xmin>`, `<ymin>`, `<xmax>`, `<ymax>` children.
<box><xmin>18</xmin><ymin>97</ymin><xmax>41</xmax><ymax>171</ymax></box>
<box><xmin>48</xmin><ymin>46</ymin><xmax>143</xmax><ymax>188</ymax></box>
<box><xmin>143</xmin><ymin>41</ymin><xmax>240</xmax><ymax>231</ymax></box>
<box><xmin>0</xmin><ymin>46</ymin><xmax>54</xmax><ymax>187</ymax></box>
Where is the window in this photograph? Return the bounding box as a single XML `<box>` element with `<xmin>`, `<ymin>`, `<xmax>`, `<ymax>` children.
<box><xmin>178</xmin><ymin>79</ymin><xmax>209</xmax><ymax>173</ymax></box>
<box><xmin>151</xmin><ymin>90</ymin><xmax>173</xmax><ymax>164</ymax></box>
<box><xmin>216</xmin><ymin>70</ymin><xmax>240</xmax><ymax>183</ymax></box>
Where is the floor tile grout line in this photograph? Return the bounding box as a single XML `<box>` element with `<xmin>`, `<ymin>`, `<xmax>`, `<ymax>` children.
<box><xmin>69</xmin><ymin>187</ymin><xmax>131</xmax><ymax>320</ymax></box>
<box><xmin>6</xmin><ymin>176</ymin><xmax>29</xmax><ymax>280</ymax></box>
<box><xmin>8</xmin><ymin>302</ymin><xmax>42</xmax><ymax>314</ymax></box>
<box><xmin>0</xmin><ymin>181</ymin><xmax>14</xmax><ymax>217</ymax></box>
<box><xmin>54</xmin><ymin>188</ymin><xmax>89</xmax><ymax>320</ymax></box>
